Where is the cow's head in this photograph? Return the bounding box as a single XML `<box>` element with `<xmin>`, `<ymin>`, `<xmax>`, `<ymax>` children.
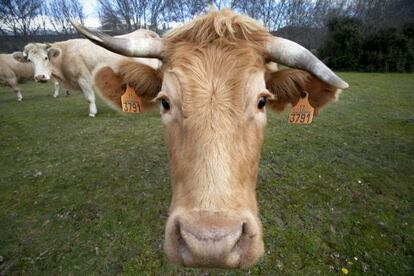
<box><xmin>73</xmin><ymin>9</ymin><xmax>348</xmax><ymax>268</ymax></box>
<box><xmin>22</xmin><ymin>43</ymin><xmax>61</xmax><ymax>82</ymax></box>
<box><xmin>12</xmin><ymin>51</ymin><xmax>31</xmax><ymax>63</ymax></box>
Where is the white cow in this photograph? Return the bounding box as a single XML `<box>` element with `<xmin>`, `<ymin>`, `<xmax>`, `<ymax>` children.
<box><xmin>1</xmin><ymin>52</ymin><xmax>68</xmax><ymax>101</ymax></box>
<box><xmin>23</xmin><ymin>29</ymin><xmax>161</xmax><ymax>117</ymax></box>
<box><xmin>0</xmin><ymin>52</ymin><xmax>33</xmax><ymax>101</ymax></box>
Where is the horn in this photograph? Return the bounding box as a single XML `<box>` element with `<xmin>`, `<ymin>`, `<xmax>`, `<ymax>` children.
<box><xmin>70</xmin><ymin>20</ymin><xmax>164</xmax><ymax>59</ymax></box>
<box><xmin>267</xmin><ymin>37</ymin><xmax>349</xmax><ymax>89</ymax></box>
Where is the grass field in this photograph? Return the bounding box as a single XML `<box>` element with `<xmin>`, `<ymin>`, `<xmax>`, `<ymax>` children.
<box><xmin>0</xmin><ymin>73</ymin><xmax>413</xmax><ymax>275</ymax></box>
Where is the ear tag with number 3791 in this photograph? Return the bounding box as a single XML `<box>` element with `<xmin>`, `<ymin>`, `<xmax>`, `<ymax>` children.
<box><xmin>288</xmin><ymin>91</ymin><xmax>314</xmax><ymax>124</ymax></box>
<box><xmin>121</xmin><ymin>84</ymin><xmax>142</xmax><ymax>113</ymax></box>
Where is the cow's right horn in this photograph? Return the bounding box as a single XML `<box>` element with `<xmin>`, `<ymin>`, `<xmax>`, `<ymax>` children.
<box><xmin>70</xmin><ymin>20</ymin><xmax>164</xmax><ymax>59</ymax></box>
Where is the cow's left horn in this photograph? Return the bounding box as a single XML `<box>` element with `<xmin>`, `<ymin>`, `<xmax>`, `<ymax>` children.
<box><xmin>267</xmin><ymin>37</ymin><xmax>349</xmax><ymax>89</ymax></box>
<box><xmin>70</xmin><ymin>20</ymin><xmax>164</xmax><ymax>59</ymax></box>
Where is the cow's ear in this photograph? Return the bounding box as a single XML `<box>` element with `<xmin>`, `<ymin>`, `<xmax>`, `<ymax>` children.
<box><xmin>12</xmin><ymin>52</ymin><xmax>29</xmax><ymax>63</ymax></box>
<box><xmin>93</xmin><ymin>66</ymin><xmax>124</xmax><ymax>111</ymax></box>
<box><xmin>265</xmin><ymin>69</ymin><xmax>342</xmax><ymax>114</ymax></box>
<box><xmin>47</xmin><ymin>47</ymin><xmax>61</xmax><ymax>58</ymax></box>
<box><xmin>118</xmin><ymin>60</ymin><xmax>162</xmax><ymax>99</ymax></box>
<box><xmin>93</xmin><ymin>61</ymin><xmax>162</xmax><ymax>112</ymax></box>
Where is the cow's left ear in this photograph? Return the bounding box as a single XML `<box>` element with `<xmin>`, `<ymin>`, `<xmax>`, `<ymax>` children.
<box><xmin>12</xmin><ymin>52</ymin><xmax>29</xmax><ymax>63</ymax></box>
<box><xmin>265</xmin><ymin>69</ymin><xmax>343</xmax><ymax>114</ymax></box>
<box><xmin>47</xmin><ymin>48</ymin><xmax>61</xmax><ymax>58</ymax></box>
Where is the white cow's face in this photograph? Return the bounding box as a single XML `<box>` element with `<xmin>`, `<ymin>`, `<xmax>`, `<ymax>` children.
<box><xmin>23</xmin><ymin>43</ymin><xmax>60</xmax><ymax>82</ymax></box>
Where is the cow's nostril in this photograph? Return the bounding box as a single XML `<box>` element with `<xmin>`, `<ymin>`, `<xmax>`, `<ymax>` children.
<box><xmin>35</xmin><ymin>75</ymin><xmax>48</xmax><ymax>83</ymax></box>
<box><xmin>175</xmin><ymin>221</ymin><xmax>186</xmax><ymax>247</ymax></box>
<box><xmin>234</xmin><ymin>222</ymin><xmax>247</xmax><ymax>246</ymax></box>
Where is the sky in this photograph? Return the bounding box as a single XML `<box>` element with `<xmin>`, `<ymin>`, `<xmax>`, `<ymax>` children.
<box><xmin>80</xmin><ymin>0</ymin><xmax>100</xmax><ymax>28</ymax></box>
<box><xmin>0</xmin><ymin>0</ymin><xmax>101</xmax><ymax>31</ymax></box>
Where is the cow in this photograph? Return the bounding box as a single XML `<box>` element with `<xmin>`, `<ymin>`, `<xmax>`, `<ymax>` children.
<box><xmin>22</xmin><ymin>30</ymin><xmax>161</xmax><ymax>117</ymax></box>
<box><xmin>0</xmin><ymin>52</ymin><xmax>33</xmax><ymax>101</ymax></box>
<box><xmin>72</xmin><ymin>9</ymin><xmax>349</xmax><ymax>268</ymax></box>
<box><xmin>1</xmin><ymin>52</ymin><xmax>69</xmax><ymax>101</ymax></box>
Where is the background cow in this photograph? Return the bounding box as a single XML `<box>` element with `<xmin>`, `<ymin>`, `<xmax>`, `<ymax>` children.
<box><xmin>1</xmin><ymin>52</ymin><xmax>68</xmax><ymax>101</ymax></box>
<box><xmin>73</xmin><ymin>9</ymin><xmax>348</xmax><ymax>268</ymax></box>
<box><xmin>22</xmin><ymin>30</ymin><xmax>161</xmax><ymax>117</ymax></box>
<box><xmin>0</xmin><ymin>52</ymin><xmax>33</xmax><ymax>101</ymax></box>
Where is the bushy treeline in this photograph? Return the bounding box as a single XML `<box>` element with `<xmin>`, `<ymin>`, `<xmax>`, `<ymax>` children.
<box><xmin>319</xmin><ymin>17</ymin><xmax>414</xmax><ymax>72</ymax></box>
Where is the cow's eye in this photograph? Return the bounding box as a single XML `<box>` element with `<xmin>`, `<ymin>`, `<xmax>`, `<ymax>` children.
<box><xmin>27</xmin><ymin>58</ymin><xmax>31</xmax><ymax>62</ymax></box>
<box><xmin>44</xmin><ymin>57</ymin><xmax>48</xmax><ymax>60</ymax></box>
<box><xmin>257</xmin><ymin>96</ymin><xmax>266</xmax><ymax>109</ymax></box>
<box><xmin>161</xmin><ymin>98</ymin><xmax>170</xmax><ymax>111</ymax></box>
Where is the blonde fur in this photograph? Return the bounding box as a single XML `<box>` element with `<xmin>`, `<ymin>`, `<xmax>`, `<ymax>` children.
<box><xmin>164</xmin><ymin>9</ymin><xmax>269</xmax><ymax>49</ymax></box>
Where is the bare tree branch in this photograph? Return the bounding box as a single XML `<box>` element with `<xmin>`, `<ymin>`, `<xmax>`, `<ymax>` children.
<box><xmin>0</xmin><ymin>0</ymin><xmax>41</xmax><ymax>35</ymax></box>
<box><xmin>48</xmin><ymin>0</ymin><xmax>85</xmax><ymax>34</ymax></box>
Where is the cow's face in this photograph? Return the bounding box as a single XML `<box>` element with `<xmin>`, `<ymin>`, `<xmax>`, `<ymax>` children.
<box><xmin>73</xmin><ymin>9</ymin><xmax>348</xmax><ymax>269</ymax></box>
<box><xmin>160</xmin><ymin>43</ymin><xmax>270</xmax><ymax>267</ymax></box>
<box><xmin>23</xmin><ymin>43</ymin><xmax>61</xmax><ymax>82</ymax></box>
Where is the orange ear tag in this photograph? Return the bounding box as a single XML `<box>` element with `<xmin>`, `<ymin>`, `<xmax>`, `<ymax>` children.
<box><xmin>121</xmin><ymin>84</ymin><xmax>142</xmax><ymax>113</ymax></box>
<box><xmin>288</xmin><ymin>91</ymin><xmax>314</xmax><ymax>124</ymax></box>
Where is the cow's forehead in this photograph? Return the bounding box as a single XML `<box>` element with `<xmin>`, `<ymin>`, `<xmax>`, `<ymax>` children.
<box><xmin>164</xmin><ymin>42</ymin><xmax>265</xmax><ymax>120</ymax></box>
<box><xmin>166</xmin><ymin>42</ymin><xmax>265</xmax><ymax>90</ymax></box>
<box><xmin>25</xmin><ymin>44</ymin><xmax>48</xmax><ymax>55</ymax></box>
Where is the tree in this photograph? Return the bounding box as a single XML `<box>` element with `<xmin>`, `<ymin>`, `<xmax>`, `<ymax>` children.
<box><xmin>97</xmin><ymin>0</ymin><xmax>169</xmax><ymax>32</ymax></box>
<box><xmin>163</xmin><ymin>0</ymin><xmax>206</xmax><ymax>23</ymax></box>
<box><xmin>233</xmin><ymin>0</ymin><xmax>286</xmax><ymax>31</ymax></box>
<box><xmin>351</xmin><ymin>0</ymin><xmax>414</xmax><ymax>29</ymax></box>
<box><xmin>319</xmin><ymin>17</ymin><xmax>364</xmax><ymax>70</ymax></box>
<box><xmin>0</xmin><ymin>0</ymin><xmax>41</xmax><ymax>35</ymax></box>
<box><xmin>319</xmin><ymin>16</ymin><xmax>413</xmax><ymax>72</ymax></box>
<box><xmin>361</xmin><ymin>25</ymin><xmax>413</xmax><ymax>72</ymax></box>
<box><xmin>48</xmin><ymin>0</ymin><xmax>85</xmax><ymax>34</ymax></box>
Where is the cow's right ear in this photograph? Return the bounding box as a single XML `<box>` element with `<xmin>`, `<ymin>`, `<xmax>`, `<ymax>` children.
<box><xmin>47</xmin><ymin>48</ymin><xmax>61</xmax><ymax>58</ymax></box>
<box><xmin>12</xmin><ymin>52</ymin><xmax>29</xmax><ymax>63</ymax></box>
<box><xmin>93</xmin><ymin>61</ymin><xmax>162</xmax><ymax>112</ymax></box>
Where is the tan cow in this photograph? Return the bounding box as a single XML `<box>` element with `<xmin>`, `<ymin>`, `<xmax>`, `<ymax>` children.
<box><xmin>22</xmin><ymin>30</ymin><xmax>161</xmax><ymax>117</ymax></box>
<box><xmin>0</xmin><ymin>52</ymin><xmax>33</xmax><ymax>101</ymax></box>
<box><xmin>73</xmin><ymin>9</ymin><xmax>348</xmax><ymax>268</ymax></box>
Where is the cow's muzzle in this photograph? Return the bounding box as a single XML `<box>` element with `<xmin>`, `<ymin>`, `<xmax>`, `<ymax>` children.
<box><xmin>164</xmin><ymin>210</ymin><xmax>264</xmax><ymax>268</ymax></box>
<box><xmin>34</xmin><ymin>75</ymin><xmax>49</xmax><ymax>83</ymax></box>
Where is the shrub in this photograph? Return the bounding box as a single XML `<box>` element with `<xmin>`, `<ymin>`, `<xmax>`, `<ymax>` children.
<box><xmin>319</xmin><ymin>18</ymin><xmax>414</xmax><ymax>72</ymax></box>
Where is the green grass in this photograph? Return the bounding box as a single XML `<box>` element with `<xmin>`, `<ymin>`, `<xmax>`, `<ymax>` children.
<box><xmin>0</xmin><ymin>73</ymin><xmax>413</xmax><ymax>275</ymax></box>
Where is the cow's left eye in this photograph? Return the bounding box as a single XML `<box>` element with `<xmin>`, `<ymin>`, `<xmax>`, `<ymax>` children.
<box><xmin>161</xmin><ymin>98</ymin><xmax>170</xmax><ymax>111</ymax></box>
<box><xmin>257</xmin><ymin>96</ymin><xmax>266</xmax><ymax>109</ymax></box>
<box><xmin>44</xmin><ymin>57</ymin><xmax>48</xmax><ymax>60</ymax></box>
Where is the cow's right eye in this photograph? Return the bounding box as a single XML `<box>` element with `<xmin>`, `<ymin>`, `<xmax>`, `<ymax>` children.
<box><xmin>257</xmin><ymin>96</ymin><xmax>267</xmax><ymax>109</ymax></box>
<box><xmin>44</xmin><ymin>57</ymin><xmax>48</xmax><ymax>60</ymax></box>
<box><xmin>161</xmin><ymin>98</ymin><xmax>170</xmax><ymax>111</ymax></box>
